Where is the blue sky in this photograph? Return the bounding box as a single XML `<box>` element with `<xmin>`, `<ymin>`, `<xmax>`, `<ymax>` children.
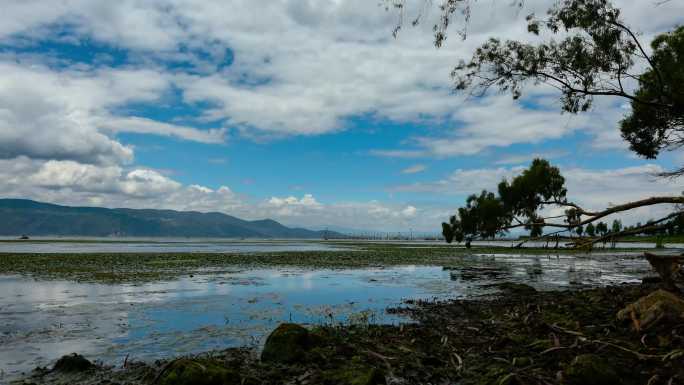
<box><xmin>0</xmin><ymin>0</ymin><xmax>682</xmax><ymax>232</ymax></box>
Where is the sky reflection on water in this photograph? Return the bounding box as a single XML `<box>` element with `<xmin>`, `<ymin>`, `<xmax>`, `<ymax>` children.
<box><xmin>0</xmin><ymin>253</ymin><xmax>653</xmax><ymax>381</ymax></box>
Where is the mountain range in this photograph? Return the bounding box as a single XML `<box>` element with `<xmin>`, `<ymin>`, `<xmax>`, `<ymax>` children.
<box><xmin>0</xmin><ymin>199</ymin><xmax>338</xmax><ymax>238</ymax></box>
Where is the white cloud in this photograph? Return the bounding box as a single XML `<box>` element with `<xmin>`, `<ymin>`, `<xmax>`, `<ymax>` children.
<box><xmin>0</xmin><ymin>62</ymin><xmax>227</xmax><ymax>165</ymax></box>
<box><xmin>370</xmin><ymin>150</ymin><xmax>427</xmax><ymax>159</ymax></box>
<box><xmin>401</xmin><ymin>205</ymin><xmax>418</xmax><ymax>217</ymax></box>
<box><xmin>100</xmin><ymin>117</ymin><xmax>227</xmax><ymax>144</ymax></box>
<box><xmin>394</xmin><ymin>166</ymin><xmax>525</xmax><ymax>195</ymax></box>
<box><xmin>22</xmin><ymin>159</ymin><xmax>180</xmax><ymax>197</ymax></box>
<box><xmin>1</xmin><ymin>1</ymin><xmax>682</xmax><ymax>153</ymax></box>
<box><xmin>401</xmin><ymin>164</ymin><xmax>426</xmax><ymax>174</ymax></box>
<box><xmin>375</xmin><ymin>93</ymin><xmax>591</xmax><ymax>158</ymax></box>
<box><xmin>0</xmin><ymin>157</ymin><xmax>437</xmax><ymax>231</ymax></box>
<box><xmin>266</xmin><ymin>193</ymin><xmax>323</xmax><ymax>216</ymax></box>
<box><xmin>0</xmin><ymin>0</ymin><xmax>683</xmax><ymax>234</ymax></box>
<box><xmin>493</xmin><ymin>150</ymin><xmax>569</xmax><ymax>165</ymax></box>
<box><xmin>5</xmin><ymin>156</ymin><xmax>679</xmax><ymax>232</ymax></box>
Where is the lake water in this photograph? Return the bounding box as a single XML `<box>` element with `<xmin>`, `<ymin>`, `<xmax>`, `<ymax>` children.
<box><xmin>0</xmin><ymin>240</ymin><xmax>347</xmax><ymax>253</ymax></box>
<box><xmin>0</xmin><ymin>251</ymin><xmax>654</xmax><ymax>381</ymax></box>
<box><xmin>0</xmin><ymin>238</ymin><xmax>678</xmax><ymax>254</ymax></box>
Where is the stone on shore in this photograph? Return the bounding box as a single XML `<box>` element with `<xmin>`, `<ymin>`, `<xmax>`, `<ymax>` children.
<box><xmin>261</xmin><ymin>323</ymin><xmax>312</xmax><ymax>364</ymax></box>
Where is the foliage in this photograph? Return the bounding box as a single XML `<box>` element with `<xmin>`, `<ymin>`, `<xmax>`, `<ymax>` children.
<box><xmin>443</xmin><ymin>159</ymin><xmax>568</xmax><ymax>245</ymax></box>
<box><xmin>449</xmin><ymin>0</ymin><xmax>684</xmax><ymax>174</ymax></box>
<box><xmin>442</xmin><ymin>159</ymin><xmax>684</xmax><ymax>246</ymax></box>
<box><xmin>620</xmin><ymin>26</ymin><xmax>684</xmax><ymax>163</ymax></box>
<box><xmin>585</xmin><ymin>223</ymin><xmax>595</xmax><ymax>237</ymax></box>
<box><xmin>595</xmin><ymin>222</ymin><xmax>608</xmax><ymax>236</ymax></box>
<box><xmin>612</xmin><ymin>219</ymin><xmax>623</xmax><ymax>234</ymax></box>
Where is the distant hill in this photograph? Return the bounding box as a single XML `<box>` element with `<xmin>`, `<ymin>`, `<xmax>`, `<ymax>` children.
<box><xmin>0</xmin><ymin>199</ymin><xmax>339</xmax><ymax>239</ymax></box>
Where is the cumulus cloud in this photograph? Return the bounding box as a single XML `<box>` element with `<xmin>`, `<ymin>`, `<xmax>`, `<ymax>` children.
<box><xmin>0</xmin><ymin>157</ymin><xmax>435</xmax><ymax>231</ymax></box>
<box><xmin>1</xmin><ymin>1</ymin><xmax>682</xmax><ymax>153</ymax></box>
<box><xmin>0</xmin><ymin>62</ymin><xmax>227</xmax><ymax>166</ymax></box>
<box><xmin>15</xmin><ymin>158</ymin><xmax>180</xmax><ymax>197</ymax></box>
<box><xmin>266</xmin><ymin>194</ymin><xmax>323</xmax><ymax>216</ymax></box>
<box><xmin>0</xmin><ymin>0</ymin><xmax>683</xmax><ymax>233</ymax></box>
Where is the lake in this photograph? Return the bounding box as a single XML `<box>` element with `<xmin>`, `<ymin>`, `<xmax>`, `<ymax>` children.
<box><xmin>0</xmin><ymin>239</ymin><xmax>347</xmax><ymax>253</ymax></box>
<box><xmin>0</xmin><ymin>237</ymin><xmax>676</xmax><ymax>254</ymax></box>
<box><xmin>0</xmin><ymin>250</ymin><xmax>653</xmax><ymax>381</ymax></box>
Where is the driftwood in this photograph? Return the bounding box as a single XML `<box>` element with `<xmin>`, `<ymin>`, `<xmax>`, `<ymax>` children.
<box><xmin>644</xmin><ymin>252</ymin><xmax>684</xmax><ymax>293</ymax></box>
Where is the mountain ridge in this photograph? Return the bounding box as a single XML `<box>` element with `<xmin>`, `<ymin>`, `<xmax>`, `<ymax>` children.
<box><xmin>0</xmin><ymin>199</ymin><xmax>337</xmax><ymax>239</ymax></box>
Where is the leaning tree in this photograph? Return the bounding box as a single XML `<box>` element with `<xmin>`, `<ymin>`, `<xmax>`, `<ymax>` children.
<box><xmin>387</xmin><ymin>1</ymin><xmax>684</xmax><ymax>239</ymax></box>
<box><xmin>441</xmin><ymin>158</ymin><xmax>684</xmax><ymax>249</ymax></box>
<box><xmin>390</xmin><ymin>0</ymin><xmax>684</xmax><ymax>245</ymax></box>
<box><xmin>423</xmin><ymin>0</ymin><xmax>684</xmax><ymax>292</ymax></box>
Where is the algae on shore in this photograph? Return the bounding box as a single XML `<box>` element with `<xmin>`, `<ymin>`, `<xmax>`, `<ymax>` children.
<box><xmin>15</xmin><ymin>281</ymin><xmax>684</xmax><ymax>385</ymax></box>
<box><xmin>0</xmin><ymin>242</ymin><xmax>647</xmax><ymax>283</ymax></box>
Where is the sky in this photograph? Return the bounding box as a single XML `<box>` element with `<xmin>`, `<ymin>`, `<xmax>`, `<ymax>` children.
<box><xmin>0</xmin><ymin>0</ymin><xmax>683</xmax><ymax>233</ymax></box>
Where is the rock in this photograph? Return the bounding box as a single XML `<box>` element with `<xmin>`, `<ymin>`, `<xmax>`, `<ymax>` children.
<box><xmin>564</xmin><ymin>354</ymin><xmax>620</xmax><ymax>385</ymax></box>
<box><xmin>52</xmin><ymin>353</ymin><xmax>95</xmax><ymax>372</ymax></box>
<box><xmin>158</xmin><ymin>359</ymin><xmax>239</xmax><ymax>385</ymax></box>
<box><xmin>617</xmin><ymin>289</ymin><xmax>684</xmax><ymax>330</ymax></box>
<box><xmin>261</xmin><ymin>323</ymin><xmax>311</xmax><ymax>363</ymax></box>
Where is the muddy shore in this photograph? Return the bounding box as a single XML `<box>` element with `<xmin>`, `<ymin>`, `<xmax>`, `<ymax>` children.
<box><xmin>11</xmin><ymin>279</ymin><xmax>683</xmax><ymax>385</ymax></box>
<box><xmin>0</xmin><ymin>242</ymin><xmax>648</xmax><ymax>283</ymax></box>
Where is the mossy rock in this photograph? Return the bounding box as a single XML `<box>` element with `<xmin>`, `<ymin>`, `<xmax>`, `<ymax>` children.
<box><xmin>617</xmin><ymin>289</ymin><xmax>684</xmax><ymax>330</ymax></box>
<box><xmin>158</xmin><ymin>359</ymin><xmax>240</xmax><ymax>385</ymax></box>
<box><xmin>494</xmin><ymin>282</ymin><xmax>537</xmax><ymax>296</ymax></box>
<box><xmin>261</xmin><ymin>323</ymin><xmax>311</xmax><ymax>363</ymax></box>
<box><xmin>564</xmin><ymin>354</ymin><xmax>620</xmax><ymax>385</ymax></box>
<box><xmin>323</xmin><ymin>366</ymin><xmax>386</xmax><ymax>385</ymax></box>
<box><xmin>53</xmin><ymin>353</ymin><xmax>95</xmax><ymax>372</ymax></box>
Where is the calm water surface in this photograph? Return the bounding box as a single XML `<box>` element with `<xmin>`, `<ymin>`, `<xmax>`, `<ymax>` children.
<box><xmin>0</xmin><ymin>252</ymin><xmax>653</xmax><ymax>381</ymax></box>
<box><xmin>0</xmin><ymin>238</ymin><xmax>677</xmax><ymax>253</ymax></box>
<box><xmin>0</xmin><ymin>240</ymin><xmax>346</xmax><ymax>253</ymax></box>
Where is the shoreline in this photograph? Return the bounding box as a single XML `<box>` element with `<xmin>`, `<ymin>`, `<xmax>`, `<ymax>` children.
<box><xmin>12</xmin><ymin>281</ymin><xmax>683</xmax><ymax>385</ymax></box>
<box><xmin>0</xmin><ymin>246</ymin><xmax>653</xmax><ymax>284</ymax></box>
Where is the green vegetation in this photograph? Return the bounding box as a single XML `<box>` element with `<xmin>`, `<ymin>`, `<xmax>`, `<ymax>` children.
<box><xmin>441</xmin><ymin>159</ymin><xmax>684</xmax><ymax>249</ymax></box>
<box><xmin>158</xmin><ymin>359</ymin><xmax>244</xmax><ymax>385</ymax></box>
<box><xmin>621</xmin><ymin>234</ymin><xmax>684</xmax><ymax>243</ymax></box>
<box><xmin>0</xmin><ymin>241</ymin><xmax>654</xmax><ymax>283</ymax></box>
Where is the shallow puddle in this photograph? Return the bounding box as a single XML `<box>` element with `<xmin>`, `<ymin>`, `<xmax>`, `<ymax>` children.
<box><xmin>0</xmin><ymin>253</ymin><xmax>653</xmax><ymax>381</ymax></box>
